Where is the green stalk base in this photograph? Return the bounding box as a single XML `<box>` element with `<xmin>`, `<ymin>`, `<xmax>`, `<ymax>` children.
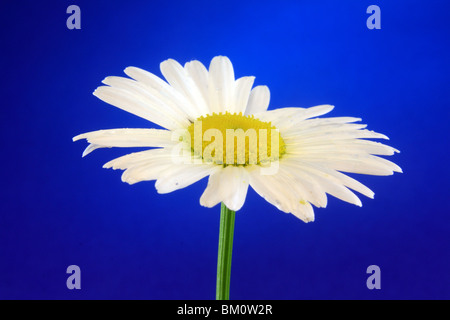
<box><xmin>216</xmin><ymin>203</ymin><xmax>236</xmax><ymax>300</ymax></box>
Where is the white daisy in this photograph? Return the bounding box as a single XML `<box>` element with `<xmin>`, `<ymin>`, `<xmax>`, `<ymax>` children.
<box><xmin>73</xmin><ymin>56</ymin><xmax>401</xmax><ymax>222</ymax></box>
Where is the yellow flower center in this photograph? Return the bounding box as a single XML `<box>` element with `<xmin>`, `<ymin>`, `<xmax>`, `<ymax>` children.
<box><xmin>186</xmin><ymin>112</ymin><xmax>286</xmax><ymax>166</ymax></box>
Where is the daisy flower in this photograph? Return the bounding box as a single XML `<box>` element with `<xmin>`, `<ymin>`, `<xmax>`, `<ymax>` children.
<box><xmin>73</xmin><ymin>56</ymin><xmax>401</xmax><ymax>300</ymax></box>
<box><xmin>73</xmin><ymin>56</ymin><xmax>401</xmax><ymax>223</ymax></box>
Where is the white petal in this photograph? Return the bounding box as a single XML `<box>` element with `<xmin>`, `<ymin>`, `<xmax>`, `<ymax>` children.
<box><xmin>284</xmin><ymin>158</ymin><xmax>374</xmax><ymax>199</ymax></box>
<box><xmin>330</xmin><ymin>160</ymin><xmax>395</xmax><ymax>175</ymax></box>
<box><xmin>279</xmin><ymin>162</ymin><xmax>328</xmax><ymax>207</ymax></box>
<box><xmin>284</xmin><ymin>160</ymin><xmax>363</xmax><ymax>206</ymax></box>
<box><xmin>287</xmin><ymin>139</ymin><xmax>399</xmax><ymax>156</ymax></box>
<box><xmin>81</xmin><ymin>144</ymin><xmax>102</xmax><ymax>157</ymax></box>
<box><xmin>155</xmin><ymin>164</ymin><xmax>219</xmax><ymax>194</ymax></box>
<box><xmin>200</xmin><ymin>166</ymin><xmax>249</xmax><ymax>211</ymax></box>
<box><xmin>308</xmin><ymin>173</ymin><xmax>362</xmax><ymax>206</ymax></box>
<box><xmin>73</xmin><ymin>128</ymin><xmax>174</xmax><ymax>149</ymax></box>
<box><xmin>101</xmin><ymin>76</ymin><xmax>190</xmax><ymax>128</ymax></box>
<box><xmin>283</xmin><ymin>117</ymin><xmax>362</xmax><ymax>135</ymax></box>
<box><xmin>222</xmin><ymin>166</ymin><xmax>249</xmax><ymax>211</ymax></box>
<box><xmin>292</xmin><ymin>201</ymin><xmax>315</xmax><ymax>222</ymax></box>
<box><xmin>244</xmin><ymin>85</ymin><xmax>270</xmax><ymax>115</ymax></box>
<box><xmin>253</xmin><ymin>107</ymin><xmax>304</xmax><ymax>129</ymax></box>
<box><xmin>298</xmin><ymin>104</ymin><xmax>334</xmax><ymax>117</ymax></box>
<box><xmin>160</xmin><ymin>59</ymin><xmax>209</xmax><ymax>117</ymax></box>
<box><xmin>200</xmin><ymin>170</ymin><xmax>227</xmax><ymax>208</ymax></box>
<box><xmin>93</xmin><ymin>86</ymin><xmax>183</xmax><ymax>131</ymax></box>
<box><xmin>286</xmin><ymin>130</ymin><xmax>389</xmax><ymax>148</ymax></box>
<box><xmin>184</xmin><ymin>60</ymin><xmax>210</xmax><ymax>114</ymax></box>
<box><xmin>276</xmin><ymin>165</ymin><xmax>322</xmax><ymax>207</ymax></box>
<box><xmin>283</xmin><ymin>123</ymin><xmax>367</xmax><ymax>139</ymax></box>
<box><xmin>111</xmin><ymin>149</ymin><xmax>176</xmax><ymax>184</ymax></box>
<box><xmin>370</xmin><ymin>155</ymin><xmax>403</xmax><ymax>173</ymax></box>
<box><xmin>104</xmin><ymin>148</ymin><xmax>171</xmax><ymax>170</ymax></box>
<box><xmin>289</xmin><ymin>153</ymin><xmax>401</xmax><ymax>176</ymax></box>
<box><xmin>255</xmin><ymin>105</ymin><xmax>334</xmax><ymax>130</ymax></box>
<box><xmin>208</xmin><ymin>56</ymin><xmax>235</xmax><ymax>113</ymax></box>
<box><xmin>123</xmin><ymin>67</ymin><xmax>197</xmax><ymax>121</ymax></box>
<box><xmin>320</xmin><ymin>167</ymin><xmax>375</xmax><ymax>199</ymax></box>
<box><xmin>232</xmin><ymin>76</ymin><xmax>255</xmax><ymax>114</ymax></box>
<box><xmin>122</xmin><ymin>161</ymin><xmax>173</xmax><ymax>185</ymax></box>
<box><xmin>255</xmin><ymin>107</ymin><xmax>304</xmax><ymax>120</ymax></box>
<box><xmin>248</xmin><ymin>166</ymin><xmax>315</xmax><ymax>222</ymax></box>
<box><xmin>248</xmin><ymin>168</ymin><xmax>291</xmax><ymax>211</ymax></box>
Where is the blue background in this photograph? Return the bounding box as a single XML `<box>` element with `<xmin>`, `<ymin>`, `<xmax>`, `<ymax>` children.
<box><xmin>1</xmin><ymin>0</ymin><xmax>449</xmax><ymax>299</ymax></box>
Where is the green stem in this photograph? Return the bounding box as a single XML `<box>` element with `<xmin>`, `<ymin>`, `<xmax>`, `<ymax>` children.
<box><xmin>216</xmin><ymin>202</ymin><xmax>236</xmax><ymax>300</ymax></box>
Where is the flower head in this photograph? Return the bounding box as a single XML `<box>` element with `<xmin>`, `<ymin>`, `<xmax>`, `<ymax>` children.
<box><xmin>73</xmin><ymin>56</ymin><xmax>401</xmax><ymax>222</ymax></box>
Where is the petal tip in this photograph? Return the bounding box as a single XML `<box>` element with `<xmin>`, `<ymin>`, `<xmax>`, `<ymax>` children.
<box><xmin>92</xmin><ymin>87</ymin><xmax>102</xmax><ymax>97</ymax></box>
<box><xmin>72</xmin><ymin>134</ymin><xmax>83</xmax><ymax>142</ymax></box>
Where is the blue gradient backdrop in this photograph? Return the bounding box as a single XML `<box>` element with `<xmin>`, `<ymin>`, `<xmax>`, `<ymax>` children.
<box><xmin>0</xmin><ymin>0</ymin><xmax>449</xmax><ymax>299</ymax></box>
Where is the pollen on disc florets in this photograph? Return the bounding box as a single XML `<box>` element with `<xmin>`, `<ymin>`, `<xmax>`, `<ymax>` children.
<box><xmin>186</xmin><ymin>112</ymin><xmax>286</xmax><ymax>166</ymax></box>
